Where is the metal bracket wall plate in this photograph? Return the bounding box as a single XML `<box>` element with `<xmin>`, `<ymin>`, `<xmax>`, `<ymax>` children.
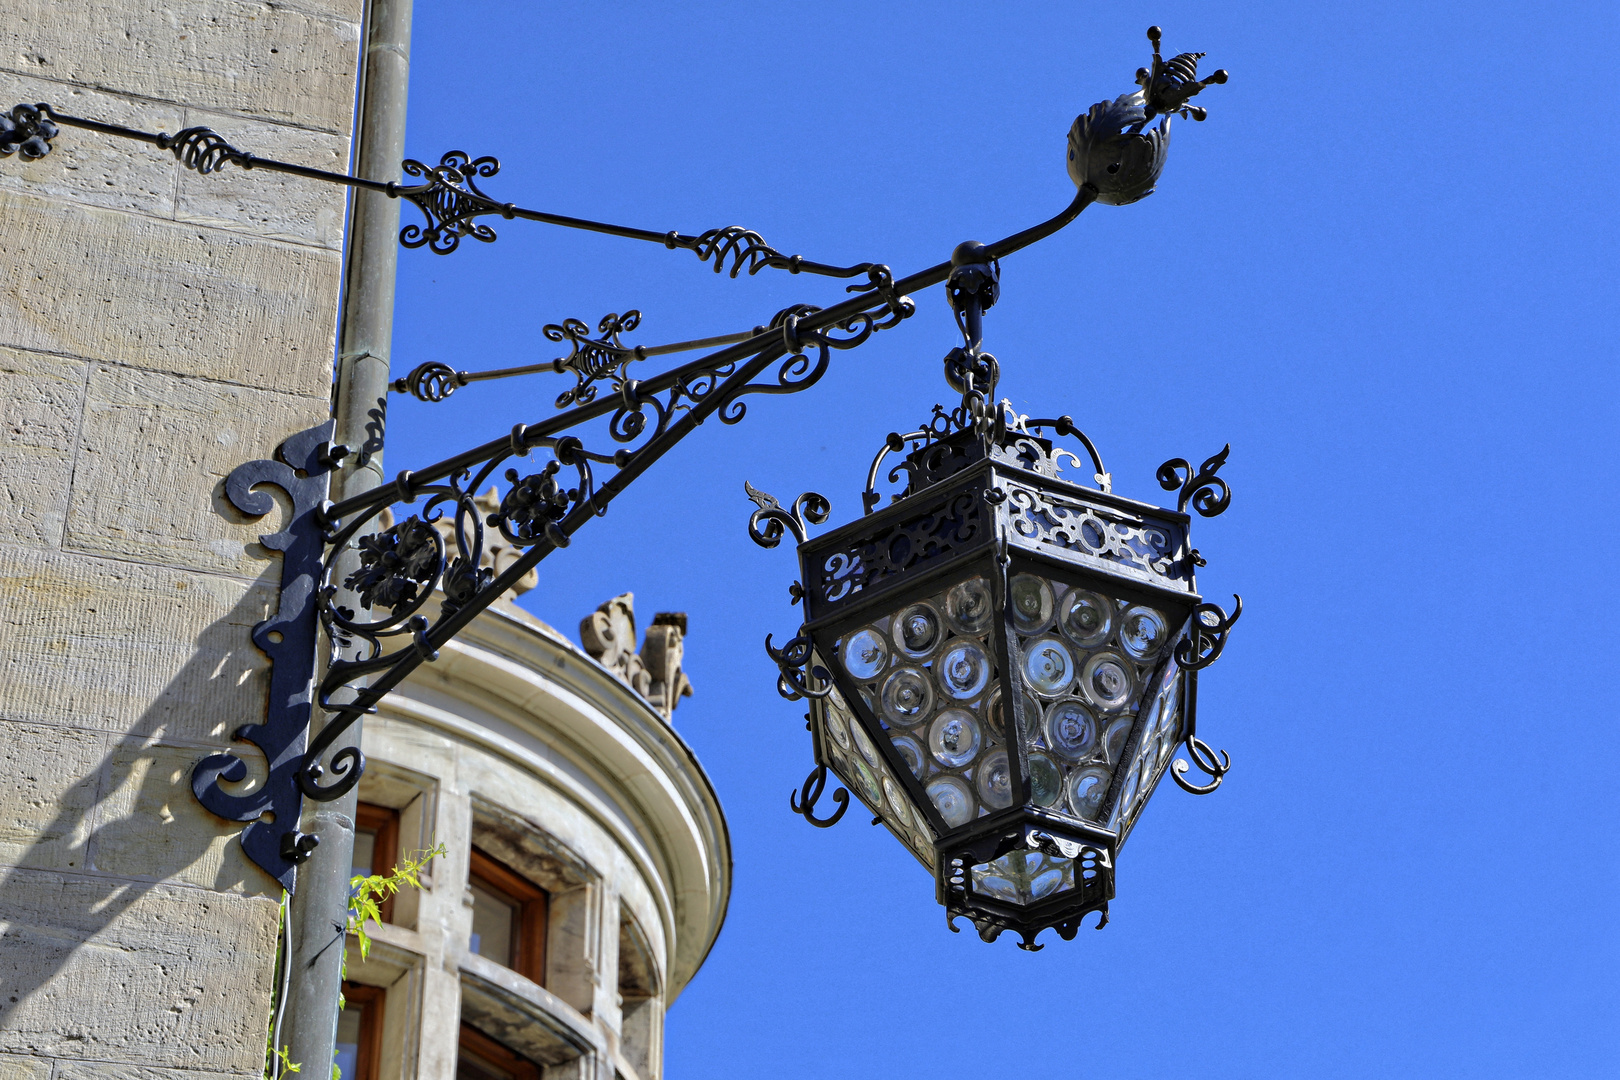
<box><xmin>191</xmin><ymin>419</ymin><xmax>336</xmax><ymax>892</ymax></box>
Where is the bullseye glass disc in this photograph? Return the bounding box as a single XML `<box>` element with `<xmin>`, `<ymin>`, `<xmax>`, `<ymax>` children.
<box><xmin>1119</xmin><ymin>604</ymin><xmax>1169</xmax><ymax>661</ymax></box>
<box><xmin>1082</xmin><ymin>651</ymin><xmax>1134</xmax><ymax>710</ymax></box>
<box><xmin>892</xmin><ymin>601</ymin><xmax>944</xmax><ymax>659</ymax></box>
<box><xmin>945</xmin><ymin>576</ymin><xmax>994</xmax><ymax>636</ymax></box>
<box><xmin>1022</xmin><ymin>634</ymin><xmax>1077</xmax><ymax>697</ymax></box>
<box><xmin>1059</xmin><ymin>588</ymin><xmax>1113</xmax><ymax>648</ymax></box>
<box><xmin>1027</xmin><ymin>752</ymin><xmax>1063</xmax><ymax>808</ymax></box>
<box><xmin>1043</xmin><ymin>698</ymin><xmax>1099</xmax><ymax>762</ymax></box>
<box><xmin>1066</xmin><ymin>766</ymin><xmax>1112</xmax><ymax>820</ymax></box>
<box><xmin>880</xmin><ymin>666</ymin><xmax>934</xmax><ymax>726</ymax></box>
<box><xmin>926</xmin><ymin>775</ymin><xmax>975</xmax><ymax>828</ymax></box>
<box><xmin>937</xmin><ymin>640</ymin><xmax>991</xmax><ymax>700</ymax></box>
<box><xmin>840</xmin><ymin>627</ymin><xmax>890</xmax><ymax>682</ymax></box>
<box><xmin>928</xmin><ymin>708</ymin><xmax>982</xmax><ymax>768</ymax></box>
<box><xmin>976</xmin><ymin>749</ymin><xmax>1013</xmax><ymax>809</ymax></box>
<box><xmin>1009</xmin><ymin>574</ymin><xmax>1055</xmax><ymax>634</ymax></box>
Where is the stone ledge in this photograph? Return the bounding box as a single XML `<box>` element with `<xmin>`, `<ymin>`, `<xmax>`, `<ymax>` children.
<box><xmin>458</xmin><ymin>954</ymin><xmax>603</xmax><ymax>1067</ymax></box>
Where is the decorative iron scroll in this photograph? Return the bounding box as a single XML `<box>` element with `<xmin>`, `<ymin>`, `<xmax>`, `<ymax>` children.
<box><xmin>191</xmin><ymin>420</ymin><xmax>338</xmax><ymax>891</ymax></box>
<box><xmin>396</xmin><ymin>151</ymin><xmax>504</xmax><ymax>254</ymax></box>
<box><xmin>762</xmin><ymin>630</ymin><xmax>829</xmax><ymax>701</ymax></box>
<box><xmin>1174</xmin><ymin>594</ymin><xmax>1242</xmax><ymax>670</ymax></box>
<box><xmin>1171</xmin><ymin>733</ymin><xmax>1231</xmax><ymax>795</ymax></box>
<box><xmin>744</xmin><ymin>482</ymin><xmax>830</xmax><ymax>548</ymax></box>
<box><xmin>1004</xmin><ymin>481</ymin><xmax>1191</xmax><ymax>587</ymax></box>
<box><xmin>293</xmin><ymin>290</ymin><xmax>916</xmax><ymax>807</ymax></box>
<box><xmin>790</xmin><ymin>762</ymin><xmax>849</xmax><ymax>828</ymax></box>
<box><xmin>549</xmin><ymin>310</ymin><xmax>642</xmax><ymax>408</ymax></box>
<box><xmin>862</xmin><ymin>403</ymin><xmax>1112</xmax><ymax>514</ymax></box>
<box><xmin>1157</xmin><ymin>444</ymin><xmax>1232</xmax><ymax>516</ymax></box>
<box><xmin>812</xmin><ymin>488</ymin><xmax>985</xmax><ymax>609</ymax></box>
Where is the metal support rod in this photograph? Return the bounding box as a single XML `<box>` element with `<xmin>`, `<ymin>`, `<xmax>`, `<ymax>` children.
<box><xmin>20</xmin><ymin>104</ymin><xmax>880</xmax><ymax>276</ymax></box>
<box><xmin>324</xmin><ymin>187</ymin><xmax>1096</xmax><ymax>526</ymax></box>
<box><xmin>282</xmin><ymin>0</ymin><xmax>412</xmax><ymax>1074</ymax></box>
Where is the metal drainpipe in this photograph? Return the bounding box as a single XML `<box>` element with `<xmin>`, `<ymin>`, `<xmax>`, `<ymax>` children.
<box><xmin>281</xmin><ymin>0</ymin><xmax>413</xmax><ymax>1073</ymax></box>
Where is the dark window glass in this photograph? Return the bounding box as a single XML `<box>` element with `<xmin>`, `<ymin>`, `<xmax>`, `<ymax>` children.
<box><xmin>335</xmin><ymin>983</ymin><xmax>384</xmax><ymax>1080</ymax></box>
<box><xmin>352</xmin><ymin>804</ymin><xmax>401</xmax><ymax>922</ymax></box>
<box><xmin>468</xmin><ymin>848</ymin><xmax>548</xmax><ymax>983</ymax></box>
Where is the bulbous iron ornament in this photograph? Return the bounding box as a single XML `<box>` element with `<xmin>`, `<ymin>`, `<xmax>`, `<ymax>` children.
<box><xmin>4</xmin><ymin>25</ymin><xmax>1230</xmax><ymax>892</ymax></box>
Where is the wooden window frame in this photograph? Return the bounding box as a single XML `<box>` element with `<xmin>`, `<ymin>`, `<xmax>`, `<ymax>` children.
<box><xmin>339</xmin><ymin>982</ymin><xmax>386</xmax><ymax>1080</ymax></box>
<box><xmin>468</xmin><ymin>847</ymin><xmax>548</xmax><ymax>983</ymax></box>
<box><xmin>355</xmin><ymin>803</ymin><xmax>401</xmax><ymax>923</ymax></box>
<box><xmin>457</xmin><ymin>1023</ymin><xmax>541</xmax><ymax>1080</ymax></box>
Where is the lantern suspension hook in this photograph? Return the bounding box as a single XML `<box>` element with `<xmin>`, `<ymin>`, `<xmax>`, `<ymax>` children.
<box><xmin>943</xmin><ymin>241</ymin><xmax>1003</xmax><ymax>432</ymax></box>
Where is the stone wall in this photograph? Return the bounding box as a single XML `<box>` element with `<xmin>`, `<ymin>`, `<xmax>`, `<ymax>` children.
<box><xmin>0</xmin><ymin>3</ymin><xmax>362</xmax><ymax>1074</ymax></box>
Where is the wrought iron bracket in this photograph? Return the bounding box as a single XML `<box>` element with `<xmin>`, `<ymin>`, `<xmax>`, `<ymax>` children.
<box><xmin>133</xmin><ymin>25</ymin><xmax>1223</xmax><ymax>889</ymax></box>
<box><xmin>191</xmin><ymin>420</ymin><xmax>339</xmax><ymax>891</ymax></box>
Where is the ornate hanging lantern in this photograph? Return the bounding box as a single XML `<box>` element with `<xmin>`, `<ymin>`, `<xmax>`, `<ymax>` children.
<box><xmin>746</xmin><ymin>242</ymin><xmax>1241</xmax><ymax>950</ymax></box>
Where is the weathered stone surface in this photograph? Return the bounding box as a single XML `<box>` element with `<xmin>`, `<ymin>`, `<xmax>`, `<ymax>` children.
<box><xmin>0</xmin><ymin>347</ymin><xmax>87</xmax><ymax>549</ymax></box>
<box><xmin>57</xmin><ymin>1064</ymin><xmax>252</xmax><ymax>1080</ymax></box>
<box><xmin>0</xmin><ymin>1</ymin><xmax>362</xmax><ymax>134</ymax></box>
<box><xmin>0</xmin><ymin>75</ymin><xmax>182</xmax><ymax>221</ymax></box>
<box><xmin>174</xmin><ymin>108</ymin><xmax>351</xmax><ymax>250</ymax></box>
<box><xmin>0</xmin><ymin>544</ymin><xmax>274</xmax><ymax>742</ymax></box>
<box><xmin>0</xmin><ymin>1053</ymin><xmax>52</xmax><ymax>1080</ymax></box>
<box><xmin>0</xmin><ymin>867</ymin><xmax>277</xmax><ymax>1069</ymax></box>
<box><xmin>0</xmin><ymin>719</ymin><xmax>103</xmax><ymax>873</ymax></box>
<box><xmin>91</xmin><ymin>739</ymin><xmax>276</xmax><ymax>893</ymax></box>
<box><xmin>66</xmin><ymin>365</ymin><xmax>328</xmax><ymax>575</ymax></box>
<box><xmin>0</xmin><ymin>188</ymin><xmax>340</xmax><ymax>396</ymax></box>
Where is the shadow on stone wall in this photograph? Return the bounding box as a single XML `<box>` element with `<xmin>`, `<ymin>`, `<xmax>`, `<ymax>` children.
<box><xmin>0</xmin><ymin>582</ymin><xmax>282</xmax><ymax>1058</ymax></box>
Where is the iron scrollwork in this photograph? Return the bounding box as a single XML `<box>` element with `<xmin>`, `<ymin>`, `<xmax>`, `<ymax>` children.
<box><xmin>166</xmin><ymin>25</ymin><xmax>1228</xmax><ymax>892</ymax></box>
<box><xmin>1171</xmin><ymin>732</ymin><xmax>1232</xmax><ymax>795</ymax></box>
<box><xmin>791</xmin><ymin>762</ymin><xmax>849</xmax><ymax>828</ymax></box>
<box><xmin>1175</xmin><ymin>594</ymin><xmax>1242</xmax><ymax>671</ymax></box>
<box><xmin>1169</xmin><ymin>595</ymin><xmax>1241</xmax><ymax>794</ymax></box>
<box><xmin>744</xmin><ymin>481</ymin><xmax>830</xmax><ymax>548</ymax></box>
<box><xmin>303</xmin><ymin>439</ymin><xmax>596</xmax><ymax>803</ymax></box>
<box><xmin>1157</xmin><ymin>443</ymin><xmax>1232</xmax><ymax>516</ymax></box>
<box><xmin>396</xmin><ymin>151</ymin><xmax>505</xmax><ymax>254</ymax></box>
<box><xmin>549</xmin><ymin>311</ymin><xmax>642</xmax><ymax>408</ymax></box>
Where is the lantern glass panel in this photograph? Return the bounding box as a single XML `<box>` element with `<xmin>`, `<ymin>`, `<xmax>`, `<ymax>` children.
<box><xmin>970</xmin><ymin>850</ymin><xmax>1076</xmax><ymax>907</ymax></box>
<box><xmin>826</xmin><ymin>573</ymin><xmax>1011</xmax><ymax>832</ymax></box>
<box><xmin>810</xmin><ymin>668</ymin><xmax>938</xmax><ymax>868</ymax></box>
<box><xmin>1007</xmin><ymin>571</ymin><xmax>1189</xmax><ymax>828</ymax></box>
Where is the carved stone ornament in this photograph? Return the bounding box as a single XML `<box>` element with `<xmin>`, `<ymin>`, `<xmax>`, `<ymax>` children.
<box><xmin>579</xmin><ymin>593</ymin><xmax>693</xmax><ymax>719</ymax></box>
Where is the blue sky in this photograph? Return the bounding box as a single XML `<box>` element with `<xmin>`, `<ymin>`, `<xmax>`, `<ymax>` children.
<box><xmin>389</xmin><ymin>3</ymin><xmax>1618</xmax><ymax>1077</ymax></box>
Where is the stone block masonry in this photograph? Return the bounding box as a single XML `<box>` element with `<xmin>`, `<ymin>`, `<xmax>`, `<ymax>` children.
<box><xmin>0</xmin><ymin>0</ymin><xmax>363</xmax><ymax>1072</ymax></box>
